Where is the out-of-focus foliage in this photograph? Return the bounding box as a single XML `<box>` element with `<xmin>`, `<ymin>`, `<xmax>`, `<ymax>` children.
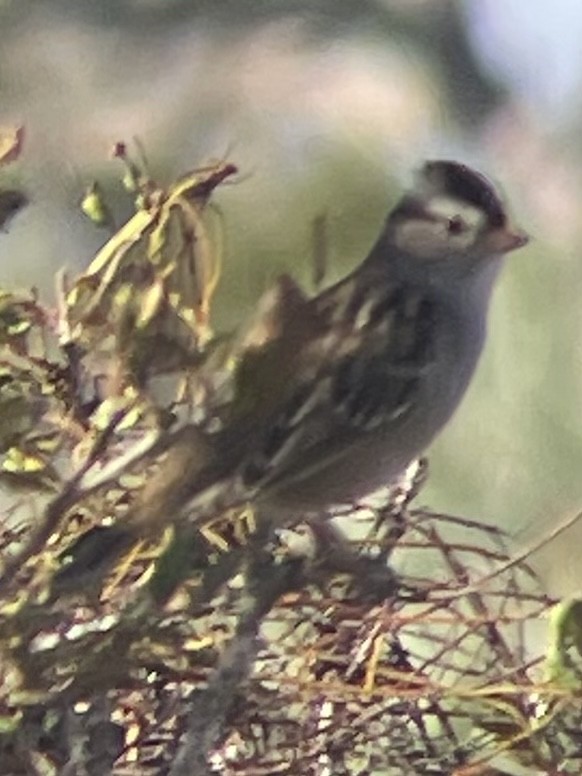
<box><xmin>0</xmin><ymin>126</ymin><xmax>27</xmax><ymax>232</ymax></box>
<box><xmin>544</xmin><ymin>598</ymin><xmax>582</xmax><ymax>686</ymax></box>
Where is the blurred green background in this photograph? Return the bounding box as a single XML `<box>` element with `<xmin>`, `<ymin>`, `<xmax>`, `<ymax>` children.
<box><xmin>1</xmin><ymin>0</ymin><xmax>581</xmax><ymax>597</ymax></box>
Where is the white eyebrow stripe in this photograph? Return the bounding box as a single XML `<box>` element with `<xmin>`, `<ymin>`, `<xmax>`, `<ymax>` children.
<box><xmin>425</xmin><ymin>196</ymin><xmax>486</xmax><ymax>231</ymax></box>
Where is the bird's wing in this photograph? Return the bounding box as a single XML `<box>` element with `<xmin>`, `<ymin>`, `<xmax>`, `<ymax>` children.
<box><xmin>231</xmin><ymin>270</ymin><xmax>438</xmax><ymax>490</ymax></box>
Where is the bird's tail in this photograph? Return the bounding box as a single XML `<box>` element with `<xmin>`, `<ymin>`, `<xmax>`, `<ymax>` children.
<box><xmin>51</xmin><ymin>424</ymin><xmax>236</xmax><ymax>598</ymax></box>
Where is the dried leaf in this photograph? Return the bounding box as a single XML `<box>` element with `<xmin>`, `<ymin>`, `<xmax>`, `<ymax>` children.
<box><xmin>0</xmin><ymin>125</ymin><xmax>24</xmax><ymax>167</ymax></box>
<box><xmin>66</xmin><ymin>159</ymin><xmax>236</xmax><ymax>376</ymax></box>
<box><xmin>80</xmin><ymin>181</ymin><xmax>114</xmax><ymax>229</ymax></box>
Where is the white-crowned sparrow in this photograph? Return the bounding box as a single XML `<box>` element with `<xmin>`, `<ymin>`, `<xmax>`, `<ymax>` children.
<box><xmin>56</xmin><ymin>160</ymin><xmax>528</xmax><ymax>587</ymax></box>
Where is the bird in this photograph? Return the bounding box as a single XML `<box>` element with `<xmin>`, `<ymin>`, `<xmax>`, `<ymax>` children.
<box><xmin>54</xmin><ymin>160</ymin><xmax>528</xmax><ymax>593</ymax></box>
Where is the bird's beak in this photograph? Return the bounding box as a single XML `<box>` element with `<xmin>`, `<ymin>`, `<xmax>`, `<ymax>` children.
<box><xmin>488</xmin><ymin>225</ymin><xmax>529</xmax><ymax>254</ymax></box>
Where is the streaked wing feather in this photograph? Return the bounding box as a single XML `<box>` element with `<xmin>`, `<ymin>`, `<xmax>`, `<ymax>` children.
<box><xmin>238</xmin><ymin>273</ymin><xmax>436</xmax><ymax>489</ymax></box>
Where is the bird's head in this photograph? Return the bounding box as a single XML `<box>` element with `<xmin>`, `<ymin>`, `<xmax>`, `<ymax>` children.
<box><xmin>385</xmin><ymin>161</ymin><xmax>528</xmax><ymax>267</ymax></box>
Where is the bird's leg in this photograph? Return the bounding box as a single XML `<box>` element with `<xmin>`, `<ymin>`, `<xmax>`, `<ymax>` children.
<box><xmin>273</xmin><ymin>515</ymin><xmax>424</xmax><ymax>604</ymax></box>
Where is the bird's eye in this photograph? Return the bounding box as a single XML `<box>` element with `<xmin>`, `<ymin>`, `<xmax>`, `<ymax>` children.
<box><xmin>446</xmin><ymin>215</ymin><xmax>466</xmax><ymax>235</ymax></box>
